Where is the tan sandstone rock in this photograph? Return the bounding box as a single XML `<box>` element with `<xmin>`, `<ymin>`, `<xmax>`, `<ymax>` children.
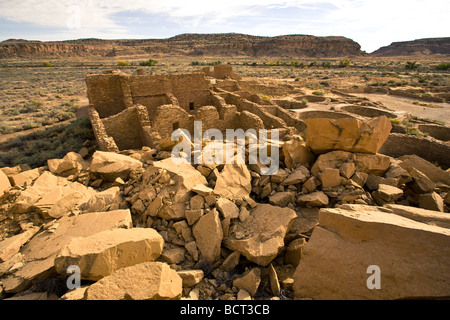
<box><xmin>192</xmin><ymin>209</ymin><xmax>223</xmax><ymax>263</ymax></box>
<box><xmin>47</xmin><ymin>152</ymin><xmax>88</xmax><ymax>177</ymax></box>
<box><xmin>282</xmin><ymin>136</ymin><xmax>315</xmax><ymax>169</ymax></box>
<box><xmin>54</xmin><ymin>228</ymin><xmax>164</xmax><ymax>281</ymax></box>
<box><xmin>0</xmin><ymin>169</ymin><xmax>11</xmax><ymax>195</ymax></box>
<box><xmin>214</xmin><ymin>163</ymin><xmax>252</xmax><ymax>199</ymax></box>
<box><xmin>90</xmin><ymin>151</ymin><xmax>143</xmax><ymax>182</ymax></box>
<box><xmin>84</xmin><ymin>262</ymin><xmax>182</xmax><ymax>300</ymax></box>
<box><xmin>233</xmin><ymin>268</ymin><xmax>261</xmax><ymax>297</ymax></box>
<box><xmin>225</xmin><ymin>204</ymin><xmax>297</xmax><ymax>266</ymax></box>
<box><xmin>293</xmin><ymin>205</ymin><xmax>450</xmax><ymax>299</ymax></box>
<box><xmin>304</xmin><ymin>116</ymin><xmax>392</xmax><ymax>155</ymax></box>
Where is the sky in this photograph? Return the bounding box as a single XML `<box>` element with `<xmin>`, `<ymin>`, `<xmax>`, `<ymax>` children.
<box><xmin>0</xmin><ymin>0</ymin><xmax>448</xmax><ymax>53</ymax></box>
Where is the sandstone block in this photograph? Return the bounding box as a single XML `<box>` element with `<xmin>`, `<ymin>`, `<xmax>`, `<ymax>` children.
<box><xmin>419</xmin><ymin>192</ymin><xmax>445</xmax><ymax>212</ymax></box>
<box><xmin>233</xmin><ymin>268</ymin><xmax>261</xmax><ymax>297</ymax></box>
<box><xmin>90</xmin><ymin>151</ymin><xmax>143</xmax><ymax>182</ymax></box>
<box><xmin>192</xmin><ymin>209</ymin><xmax>223</xmax><ymax>263</ymax></box>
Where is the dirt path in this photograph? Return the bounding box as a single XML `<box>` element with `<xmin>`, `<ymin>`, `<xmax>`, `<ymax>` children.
<box><xmin>352</xmin><ymin>93</ymin><xmax>450</xmax><ymax>125</ymax></box>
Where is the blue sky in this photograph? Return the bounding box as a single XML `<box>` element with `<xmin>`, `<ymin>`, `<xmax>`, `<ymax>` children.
<box><xmin>0</xmin><ymin>0</ymin><xmax>448</xmax><ymax>53</ymax></box>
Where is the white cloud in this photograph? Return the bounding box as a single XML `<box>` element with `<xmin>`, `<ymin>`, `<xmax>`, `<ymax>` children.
<box><xmin>0</xmin><ymin>0</ymin><xmax>448</xmax><ymax>51</ymax></box>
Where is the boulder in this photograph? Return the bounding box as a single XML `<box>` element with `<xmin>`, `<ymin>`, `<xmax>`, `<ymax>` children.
<box><xmin>281</xmin><ymin>166</ymin><xmax>310</xmax><ymax>185</ymax></box>
<box><xmin>320</xmin><ymin>168</ymin><xmax>342</xmax><ymax>188</ymax></box>
<box><xmin>216</xmin><ymin>198</ymin><xmax>240</xmax><ymax>219</ymax></box>
<box><xmin>293</xmin><ymin>205</ymin><xmax>450</xmax><ymax>299</ymax></box>
<box><xmin>419</xmin><ymin>192</ymin><xmax>445</xmax><ymax>212</ymax></box>
<box><xmin>9</xmin><ymin>168</ymin><xmax>42</xmax><ymax>187</ymax></box>
<box><xmin>79</xmin><ymin>187</ymin><xmax>121</xmax><ymax>213</ymax></box>
<box><xmin>84</xmin><ymin>262</ymin><xmax>182</xmax><ymax>300</ymax></box>
<box><xmin>304</xmin><ymin>116</ymin><xmax>392</xmax><ymax>154</ymax></box>
<box><xmin>47</xmin><ymin>152</ymin><xmax>88</xmax><ymax>177</ymax></box>
<box><xmin>269</xmin><ymin>192</ymin><xmax>296</xmax><ymax>207</ymax></box>
<box><xmin>0</xmin><ymin>170</ymin><xmax>11</xmax><ymax>195</ymax></box>
<box><xmin>399</xmin><ymin>154</ymin><xmax>450</xmax><ymax>186</ymax></box>
<box><xmin>282</xmin><ymin>136</ymin><xmax>315</xmax><ymax>169</ymax></box>
<box><xmin>408</xmin><ymin>168</ymin><xmax>436</xmax><ymax>194</ymax></box>
<box><xmin>54</xmin><ymin>228</ymin><xmax>164</xmax><ymax>281</ymax></box>
<box><xmin>177</xmin><ymin>270</ymin><xmax>204</xmax><ymax>287</ymax></box>
<box><xmin>90</xmin><ymin>151</ymin><xmax>143</xmax><ymax>182</ymax></box>
<box><xmin>233</xmin><ymin>268</ymin><xmax>261</xmax><ymax>297</ymax></box>
<box><xmin>371</xmin><ymin>184</ymin><xmax>403</xmax><ymax>205</ymax></box>
<box><xmin>1</xmin><ymin>210</ymin><xmax>133</xmax><ymax>293</ymax></box>
<box><xmin>214</xmin><ymin>164</ymin><xmax>252</xmax><ymax>199</ymax></box>
<box><xmin>296</xmin><ymin>191</ymin><xmax>329</xmax><ymax>208</ymax></box>
<box><xmin>192</xmin><ymin>209</ymin><xmax>223</xmax><ymax>263</ymax></box>
<box><xmin>225</xmin><ymin>204</ymin><xmax>297</xmax><ymax>266</ymax></box>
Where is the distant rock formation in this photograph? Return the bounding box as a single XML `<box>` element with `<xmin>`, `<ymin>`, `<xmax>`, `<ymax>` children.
<box><xmin>371</xmin><ymin>37</ymin><xmax>450</xmax><ymax>56</ymax></box>
<box><xmin>0</xmin><ymin>33</ymin><xmax>364</xmax><ymax>59</ymax></box>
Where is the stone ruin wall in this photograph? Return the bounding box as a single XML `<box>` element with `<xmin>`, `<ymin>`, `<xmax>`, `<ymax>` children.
<box><xmin>86</xmin><ymin>66</ymin><xmax>295</xmax><ymax>152</ymax></box>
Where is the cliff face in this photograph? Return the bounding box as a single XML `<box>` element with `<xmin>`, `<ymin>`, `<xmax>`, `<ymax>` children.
<box><xmin>0</xmin><ymin>33</ymin><xmax>364</xmax><ymax>59</ymax></box>
<box><xmin>371</xmin><ymin>37</ymin><xmax>450</xmax><ymax>56</ymax></box>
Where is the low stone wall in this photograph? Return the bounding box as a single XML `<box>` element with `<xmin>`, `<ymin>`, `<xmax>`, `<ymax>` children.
<box><xmin>295</xmin><ymin>110</ymin><xmax>358</xmax><ymax>120</ymax></box>
<box><xmin>338</xmin><ymin>105</ymin><xmax>398</xmax><ymax>118</ymax></box>
<box><xmin>379</xmin><ymin>133</ymin><xmax>450</xmax><ymax>168</ymax></box>
<box><xmin>418</xmin><ymin>124</ymin><xmax>450</xmax><ymax>142</ymax></box>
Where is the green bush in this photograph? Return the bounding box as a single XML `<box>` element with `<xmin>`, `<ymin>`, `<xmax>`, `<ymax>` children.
<box><xmin>117</xmin><ymin>61</ymin><xmax>130</xmax><ymax>67</ymax></box>
<box><xmin>19</xmin><ymin>100</ymin><xmax>43</xmax><ymax>113</ymax></box>
<box><xmin>436</xmin><ymin>63</ymin><xmax>450</xmax><ymax>71</ymax></box>
<box><xmin>322</xmin><ymin>61</ymin><xmax>332</xmax><ymax>68</ymax></box>
<box><xmin>312</xmin><ymin>91</ymin><xmax>324</xmax><ymax>96</ymax></box>
<box><xmin>42</xmin><ymin>62</ymin><xmax>52</xmax><ymax>67</ymax></box>
<box><xmin>339</xmin><ymin>58</ymin><xmax>351</xmax><ymax>68</ymax></box>
<box><xmin>405</xmin><ymin>61</ymin><xmax>418</xmax><ymax>70</ymax></box>
<box><xmin>139</xmin><ymin>59</ymin><xmax>158</xmax><ymax>67</ymax></box>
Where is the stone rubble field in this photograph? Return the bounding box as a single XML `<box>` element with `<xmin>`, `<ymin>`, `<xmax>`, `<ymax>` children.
<box><xmin>0</xmin><ymin>115</ymin><xmax>449</xmax><ymax>300</ymax></box>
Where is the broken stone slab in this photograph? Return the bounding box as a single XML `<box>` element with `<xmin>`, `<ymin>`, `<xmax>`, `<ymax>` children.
<box><xmin>54</xmin><ymin>228</ymin><xmax>164</xmax><ymax>281</ymax></box>
<box><xmin>399</xmin><ymin>154</ymin><xmax>450</xmax><ymax>187</ymax></box>
<box><xmin>0</xmin><ymin>227</ymin><xmax>39</xmax><ymax>263</ymax></box>
<box><xmin>214</xmin><ymin>164</ymin><xmax>252</xmax><ymax>200</ymax></box>
<box><xmin>282</xmin><ymin>135</ymin><xmax>315</xmax><ymax>169</ymax></box>
<box><xmin>192</xmin><ymin>184</ymin><xmax>214</xmax><ymax>196</ymax></box>
<box><xmin>84</xmin><ymin>262</ymin><xmax>182</xmax><ymax>300</ymax></box>
<box><xmin>419</xmin><ymin>192</ymin><xmax>445</xmax><ymax>212</ymax></box>
<box><xmin>177</xmin><ymin>270</ymin><xmax>204</xmax><ymax>287</ymax></box>
<box><xmin>216</xmin><ymin>198</ymin><xmax>240</xmax><ymax>219</ymax></box>
<box><xmin>408</xmin><ymin>168</ymin><xmax>436</xmax><ymax>194</ymax></box>
<box><xmin>160</xmin><ymin>246</ymin><xmax>186</xmax><ymax>264</ymax></box>
<box><xmin>281</xmin><ymin>166</ymin><xmax>310</xmax><ymax>186</ymax></box>
<box><xmin>268</xmin><ymin>263</ymin><xmax>281</xmax><ymax>296</ymax></box>
<box><xmin>78</xmin><ymin>187</ymin><xmax>121</xmax><ymax>213</ymax></box>
<box><xmin>1</xmin><ymin>210</ymin><xmax>133</xmax><ymax>293</ymax></box>
<box><xmin>320</xmin><ymin>168</ymin><xmax>342</xmax><ymax>188</ymax></box>
<box><xmin>47</xmin><ymin>152</ymin><xmax>88</xmax><ymax>177</ymax></box>
<box><xmin>339</xmin><ymin>162</ymin><xmax>356</xmax><ymax>179</ymax></box>
<box><xmin>224</xmin><ymin>204</ymin><xmax>297</xmax><ymax>266</ymax></box>
<box><xmin>233</xmin><ymin>268</ymin><xmax>261</xmax><ymax>297</ymax></box>
<box><xmin>192</xmin><ymin>208</ymin><xmax>223</xmax><ymax>263</ymax></box>
<box><xmin>284</xmin><ymin>238</ymin><xmax>307</xmax><ymax>267</ymax></box>
<box><xmin>304</xmin><ymin>116</ymin><xmax>392</xmax><ymax>155</ymax></box>
<box><xmin>293</xmin><ymin>205</ymin><xmax>450</xmax><ymax>299</ymax></box>
<box><xmin>9</xmin><ymin>168</ymin><xmax>42</xmax><ymax>187</ymax></box>
<box><xmin>372</xmin><ymin>184</ymin><xmax>404</xmax><ymax>205</ymax></box>
<box><xmin>269</xmin><ymin>191</ymin><xmax>296</xmax><ymax>207</ymax></box>
<box><xmin>90</xmin><ymin>151</ymin><xmax>143</xmax><ymax>182</ymax></box>
<box><xmin>0</xmin><ymin>169</ymin><xmax>11</xmax><ymax>195</ymax></box>
<box><xmin>296</xmin><ymin>191</ymin><xmax>329</xmax><ymax>208</ymax></box>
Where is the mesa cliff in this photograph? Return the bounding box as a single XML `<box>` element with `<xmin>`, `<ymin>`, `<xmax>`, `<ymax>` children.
<box><xmin>371</xmin><ymin>37</ymin><xmax>450</xmax><ymax>56</ymax></box>
<box><xmin>0</xmin><ymin>33</ymin><xmax>364</xmax><ymax>59</ymax></box>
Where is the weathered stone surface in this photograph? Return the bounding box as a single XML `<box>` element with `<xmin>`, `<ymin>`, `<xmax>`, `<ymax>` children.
<box><xmin>16</xmin><ymin>171</ymin><xmax>96</xmax><ymax>219</ymax></box>
<box><xmin>0</xmin><ymin>169</ymin><xmax>11</xmax><ymax>195</ymax></box>
<box><xmin>311</xmin><ymin>151</ymin><xmax>354</xmax><ymax>176</ymax></box>
<box><xmin>54</xmin><ymin>228</ymin><xmax>164</xmax><ymax>281</ymax></box>
<box><xmin>419</xmin><ymin>192</ymin><xmax>444</xmax><ymax>212</ymax></box>
<box><xmin>353</xmin><ymin>153</ymin><xmax>391</xmax><ymax>175</ymax></box>
<box><xmin>281</xmin><ymin>166</ymin><xmax>310</xmax><ymax>185</ymax></box>
<box><xmin>160</xmin><ymin>247</ymin><xmax>186</xmax><ymax>264</ymax></box>
<box><xmin>320</xmin><ymin>168</ymin><xmax>342</xmax><ymax>188</ymax></box>
<box><xmin>79</xmin><ymin>187</ymin><xmax>121</xmax><ymax>213</ymax></box>
<box><xmin>1</xmin><ymin>210</ymin><xmax>133</xmax><ymax>293</ymax></box>
<box><xmin>84</xmin><ymin>262</ymin><xmax>182</xmax><ymax>300</ymax></box>
<box><xmin>216</xmin><ymin>198</ymin><xmax>240</xmax><ymax>219</ymax></box>
<box><xmin>372</xmin><ymin>184</ymin><xmax>403</xmax><ymax>205</ymax></box>
<box><xmin>268</xmin><ymin>263</ymin><xmax>281</xmax><ymax>296</ymax></box>
<box><xmin>296</xmin><ymin>191</ymin><xmax>329</xmax><ymax>207</ymax></box>
<box><xmin>225</xmin><ymin>204</ymin><xmax>297</xmax><ymax>266</ymax></box>
<box><xmin>282</xmin><ymin>136</ymin><xmax>315</xmax><ymax>169</ymax></box>
<box><xmin>233</xmin><ymin>268</ymin><xmax>261</xmax><ymax>297</ymax></box>
<box><xmin>47</xmin><ymin>152</ymin><xmax>88</xmax><ymax>177</ymax></box>
<box><xmin>304</xmin><ymin>116</ymin><xmax>392</xmax><ymax>154</ymax></box>
<box><xmin>90</xmin><ymin>151</ymin><xmax>143</xmax><ymax>182</ymax></box>
<box><xmin>177</xmin><ymin>270</ymin><xmax>204</xmax><ymax>287</ymax></box>
<box><xmin>9</xmin><ymin>168</ymin><xmax>42</xmax><ymax>187</ymax></box>
<box><xmin>214</xmin><ymin>164</ymin><xmax>252</xmax><ymax>199</ymax></box>
<box><xmin>339</xmin><ymin>162</ymin><xmax>356</xmax><ymax>179</ymax></box>
<box><xmin>192</xmin><ymin>209</ymin><xmax>223</xmax><ymax>263</ymax></box>
<box><xmin>269</xmin><ymin>192</ymin><xmax>296</xmax><ymax>207</ymax></box>
<box><xmin>408</xmin><ymin>168</ymin><xmax>436</xmax><ymax>194</ymax></box>
<box><xmin>192</xmin><ymin>184</ymin><xmax>214</xmax><ymax>196</ymax></box>
<box><xmin>0</xmin><ymin>227</ymin><xmax>39</xmax><ymax>263</ymax></box>
<box><xmin>399</xmin><ymin>154</ymin><xmax>450</xmax><ymax>186</ymax></box>
<box><xmin>59</xmin><ymin>286</ymin><xmax>89</xmax><ymax>300</ymax></box>
<box><xmin>293</xmin><ymin>205</ymin><xmax>450</xmax><ymax>299</ymax></box>
<box><xmin>285</xmin><ymin>238</ymin><xmax>307</xmax><ymax>267</ymax></box>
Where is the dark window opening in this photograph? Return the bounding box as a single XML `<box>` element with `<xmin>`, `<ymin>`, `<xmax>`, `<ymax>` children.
<box><xmin>173</xmin><ymin>122</ymin><xmax>180</xmax><ymax>131</ymax></box>
<box><xmin>189</xmin><ymin>102</ymin><xmax>195</xmax><ymax>111</ymax></box>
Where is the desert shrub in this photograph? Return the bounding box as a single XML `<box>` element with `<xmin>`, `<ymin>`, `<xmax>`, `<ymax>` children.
<box><xmin>320</xmin><ymin>81</ymin><xmax>330</xmax><ymax>87</ymax></box>
<box><xmin>312</xmin><ymin>91</ymin><xmax>324</xmax><ymax>96</ymax></box>
<box><xmin>0</xmin><ymin>123</ymin><xmax>14</xmax><ymax>134</ymax></box>
<box><xmin>339</xmin><ymin>58</ymin><xmax>351</xmax><ymax>68</ymax></box>
<box><xmin>191</xmin><ymin>61</ymin><xmax>200</xmax><ymax>66</ymax></box>
<box><xmin>117</xmin><ymin>61</ymin><xmax>130</xmax><ymax>67</ymax></box>
<box><xmin>309</xmin><ymin>60</ymin><xmax>318</xmax><ymax>67</ymax></box>
<box><xmin>42</xmin><ymin>62</ymin><xmax>52</xmax><ymax>67</ymax></box>
<box><xmin>19</xmin><ymin>100</ymin><xmax>43</xmax><ymax>113</ymax></box>
<box><xmin>301</xmin><ymin>98</ymin><xmax>309</xmax><ymax>106</ymax></box>
<box><xmin>322</xmin><ymin>61</ymin><xmax>332</xmax><ymax>68</ymax></box>
<box><xmin>139</xmin><ymin>59</ymin><xmax>158</xmax><ymax>66</ymax></box>
<box><xmin>405</xmin><ymin>61</ymin><xmax>418</xmax><ymax>70</ymax></box>
<box><xmin>2</xmin><ymin>108</ymin><xmax>20</xmax><ymax>116</ymax></box>
<box><xmin>436</xmin><ymin>63</ymin><xmax>450</xmax><ymax>71</ymax></box>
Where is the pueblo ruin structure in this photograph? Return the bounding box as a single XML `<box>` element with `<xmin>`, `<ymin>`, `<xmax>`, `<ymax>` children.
<box><xmin>86</xmin><ymin>65</ymin><xmax>306</xmax><ymax>153</ymax></box>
